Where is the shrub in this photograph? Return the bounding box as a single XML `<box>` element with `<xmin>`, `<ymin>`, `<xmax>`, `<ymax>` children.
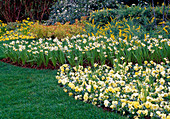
<box><xmin>0</xmin><ymin>0</ymin><xmax>56</xmax><ymax>22</ymax></box>
<box><xmin>47</xmin><ymin>0</ymin><xmax>120</xmax><ymax>25</ymax></box>
<box><xmin>85</xmin><ymin>17</ymin><xmax>170</xmax><ymax>42</ymax></box>
<box><xmin>88</xmin><ymin>4</ymin><xmax>170</xmax><ymax>28</ymax></box>
<box><xmin>47</xmin><ymin>0</ymin><xmax>162</xmax><ymax>25</ymax></box>
<box><xmin>30</xmin><ymin>20</ymin><xmax>85</xmax><ymax>39</ymax></box>
<box><xmin>88</xmin><ymin>9</ymin><xmax>118</xmax><ymax>26</ymax></box>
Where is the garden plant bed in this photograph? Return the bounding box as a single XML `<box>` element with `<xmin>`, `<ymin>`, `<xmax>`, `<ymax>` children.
<box><xmin>0</xmin><ymin>1</ymin><xmax>170</xmax><ymax>118</ymax></box>
<box><xmin>1</xmin><ymin>34</ymin><xmax>169</xmax><ymax>119</ymax></box>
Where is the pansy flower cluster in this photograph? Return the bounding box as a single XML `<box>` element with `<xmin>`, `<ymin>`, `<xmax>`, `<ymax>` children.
<box><xmin>56</xmin><ymin>61</ymin><xmax>170</xmax><ymax>119</ymax></box>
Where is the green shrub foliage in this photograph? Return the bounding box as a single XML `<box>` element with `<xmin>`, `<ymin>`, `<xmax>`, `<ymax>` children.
<box><xmin>47</xmin><ymin>0</ymin><xmax>120</xmax><ymax>25</ymax></box>
<box><xmin>89</xmin><ymin>4</ymin><xmax>170</xmax><ymax>29</ymax></box>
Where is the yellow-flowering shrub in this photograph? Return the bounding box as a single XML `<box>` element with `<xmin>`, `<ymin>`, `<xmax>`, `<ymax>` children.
<box><xmin>30</xmin><ymin>20</ymin><xmax>85</xmax><ymax>39</ymax></box>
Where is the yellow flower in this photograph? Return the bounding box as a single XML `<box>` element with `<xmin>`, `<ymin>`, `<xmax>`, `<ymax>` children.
<box><xmin>150</xmin><ymin>112</ymin><xmax>153</xmax><ymax>117</ymax></box>
<box><xmin>114</xmin><ymin>59</ymin><xmax>118</xmax><ymax>62</ymax></box>
<box><xmin>93</xmin><ymin>85</ymin><xmax>97</xmax><ymax>90</ymax></box>
<box><xmin>75</xmin><ymin>86</ymin><xmax>79</xmax><ymax>92</ymax></box>
<box><xmin>159</xmin><ymin>78</ymin><xmax>165</xmax><ymax>85</ymax></box>
<box><xmin>144</xmin><ymin>61</ymin><xmax>148</xmax><ymax>65</ymax></box>
<box><xmin>137</xmin><ymin>110</ymin><xmax>142</xmax><ymax>115</ymax></box>
<box><xmin>167</xmin><ymin>115</ymin><xmax>170</xmax><ymax>119</ymax></box>
<box><xmin>110</xmin><ymin>104</ymin><xmax>116</xmax><ymax>109</ymax></box>
<box><xmin>105</xmin><ymin>89</ymin><xmax>109</xmax><ymax>93</ymax></box>
<box><xmin>134</xmin><ymin>65</ymin><xmax>138</xmax><ymax>71</ymax></box>
<box><xmin>94</xmin><ymin>63</ymin><xmax>98</xmax><ymax>67</ymax></box>
<box><xmin>63</xmin><ymin>88</ymin><xmax>67</xmax><ymax>92</ymax></box>
<box><xmin>58</xmin><ymin>79</ymin><xmax>62</xmax><ymax>83</ymax></box>
<box><xmin>69</xmin><ymin>92</ymin><xmax>73</xmax><ymax>96</ymax></box>
<box><xmin>144</xmin><ymin>101</ymin><xmax>151</xmax><ymax>108</ymax></box>
<box><xmin>135</xmin><ymin>72</ymin><xmax>139</xmax><ymax>76</ymax></box>
<box><xmin>68</xmin><ymin>82</ymin><xmax>75</xmax><ymax>89</ymax></box>
<box><xmin>144</xmin><ymin>110</ymin><xmax>148</xmax><ymax>116</ymax></box>
<box><xmin>152</xmin><ymin>104</ymin><xmax>159</xmax><ymax>110</ymax></box>
<box><xmin>133</xmin><ymin>101</ymin><xmax>140</xmax><ymax>109</ymax></box>
<box><xmin>120</xmin><ymin>56</ymin><xmax>125</xmax><ymax>60</ymax></box>
<box><xmin>101</xmin><ymin>76</ymin><xmax>105</xmax><ymax>80</ymax></box>
<box><xmin>122</xmin><ymin>102</ymin><xmax>126</xmax><ymax>108</ymax></box>
<box><xmin>120</xmin><ymin>81</ymin><xmax>125</xmax><ymax>86</ymax></box>
<box><xmin>83</xmin><ymin>92</ymin><xmax>88</xmax><ymax>101</ymax></box>
<box><xmin>145</xmin><ymin>76</ymin><xmax>150</xmax><ymax>82</ymax></box>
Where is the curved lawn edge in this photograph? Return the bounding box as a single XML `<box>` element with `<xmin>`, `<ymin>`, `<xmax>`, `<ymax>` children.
<box><xmin>0</xmin><ymin>62</ymin><xmax>127</xmax><ymax>119</ymax></box>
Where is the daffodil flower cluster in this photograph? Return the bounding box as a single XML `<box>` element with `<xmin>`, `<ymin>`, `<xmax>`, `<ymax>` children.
<box><xmin>0</xmin><ymin>20</ymin><xmax>7</xmax><ymax>37</ymax></box>
<box><xmin>56</xmin><ymin>61</ymin><xmax>170</xmax><ymax>119</ymax></box>
<box><xmin>0</xmin><ymin>20</ymin><xmax>36</xmax><ymax>41</ymax></box>
<box><xmin>2</xmin><ymin>34</ymin><xmax>170</xmax><ymax>67</ymax></box>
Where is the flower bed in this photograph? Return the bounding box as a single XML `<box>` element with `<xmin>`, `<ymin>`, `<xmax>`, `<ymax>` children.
<box><xmin>56</xmin><ymin>62</ymin><xmax>170</xmax><ymax>119</ymax></box>
<box><xmin>0</xmin><ymin>20</ymin><xmax>36</xmax><ymax>41</ymax></box>
<box><xmin>0</xmin><ymin>2</ymin><xmax>170</xmax><ymax>119</ymax></box>
<box><xmin>1</xmin><ymin>34</ymin><xmax>170</xmax><ymax>68</ymax></box>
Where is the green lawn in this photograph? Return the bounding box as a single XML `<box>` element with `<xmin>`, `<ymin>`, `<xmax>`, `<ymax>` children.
<box><xmin>0</xmin><ymin>41</ymin><xmax>126</xmax><ymax>119</ymax></box>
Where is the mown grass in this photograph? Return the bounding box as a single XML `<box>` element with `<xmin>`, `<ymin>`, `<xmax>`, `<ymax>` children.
<box><xmin>0</xmin><ymin>41</ymin><xmax>126</xmax><ymax>119</ymax></box>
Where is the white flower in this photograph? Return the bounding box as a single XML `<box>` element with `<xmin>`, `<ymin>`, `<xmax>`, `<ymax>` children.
<box><xmin>104</xmin><ymin>100</ymin><xmax>110</xmax><ymax>107</ymax></box>
<box><xmin>115</xmin><ymin>73</ymin><xmax>122</xmax><ymax>79</ymax></box>
<box><xmin>74</xmin><ymin>57</ymin><xmax>78</xmax><ymax>60</ymax></box>
<box><xmin>158</xmin><ymin>35</ymin><xmax>162</xmax><ymax>39</ymax></box>
<box><xmin>28</xmin><ymin>45</ymin><xmax>31</xmax><ymax>48</ymax></box>
<box><xmin>45</xmin><ymin>51</ymin><xmax>48</xmax><ymax>54</ymax></box>
<box><xmin>16</xmin><ymin>40</ymin><xmax>20</xmax><ymax>44</ymax></box>
<box><xmin>33</xmin><ymin>47</ymin><xmax>37</xmax><ymax>50</ymax></box>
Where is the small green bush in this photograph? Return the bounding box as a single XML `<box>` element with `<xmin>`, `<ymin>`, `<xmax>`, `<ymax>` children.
<box><xmin>88</xmin><ymin>4</ymin><xmax>170</xmax><ymax>29</ymax></box>
<box><xmin>88</xmin><ymin>9</ymin><xmax>118</xmax><ymax>26</ymax></box>
<box><xmin>85</xmin><ymin>15</ymin><xmax>169</xmax><ymax>41</ymax></box>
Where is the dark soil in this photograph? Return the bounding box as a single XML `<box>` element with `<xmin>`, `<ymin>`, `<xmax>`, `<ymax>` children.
<box><xmin>0</xmin><ymin>57</ymin><xmax>113</xmax><ymax>70</ymax></box>
<box><xmin>0</xmin><ymin>57</ymin><xmax>60</xmax><ymax>70</ymax></box>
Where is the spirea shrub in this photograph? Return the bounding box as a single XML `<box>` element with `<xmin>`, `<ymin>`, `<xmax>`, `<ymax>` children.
<box><xmin>30</xmin><ymin>21</ymin><xmax>85</xmax><ymax>39</ymax></box>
